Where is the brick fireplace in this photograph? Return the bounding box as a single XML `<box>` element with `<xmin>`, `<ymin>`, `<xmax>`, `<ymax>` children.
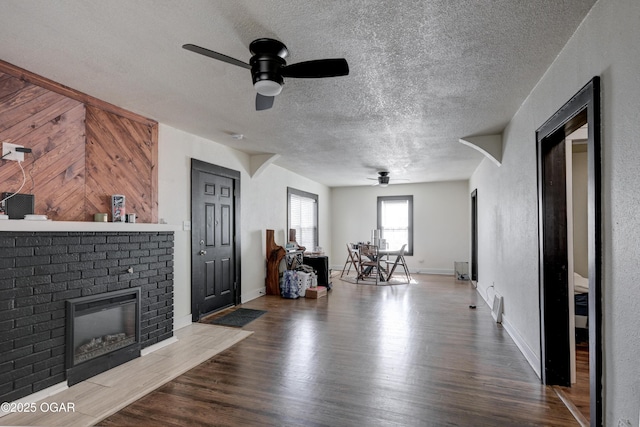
<box><xmin>0</xmin><ymin>229</ymin><xmax>174</xmax><ymax>403</ymax></box>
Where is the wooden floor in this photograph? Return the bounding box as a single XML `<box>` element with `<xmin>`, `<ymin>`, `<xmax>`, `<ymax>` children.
<box><xmin>555</xmin><ymin>341</ymin><xmax>590</xmax><ymax>425</ymax></box>
<box><xmin>99</xmin><ymin>274</ymin><xmax>580</xmax><ymax>426</ymax></box>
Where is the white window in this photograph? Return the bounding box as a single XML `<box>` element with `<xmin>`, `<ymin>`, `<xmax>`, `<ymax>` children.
<box><xmin>377</xmin><ymin>196</ymin><xmax>413</xmax><ymax>255</ymax></box>
<box><xmin>287</xmin><ymin>188</ymin><xmax>318</xmax><ymax>250</ymax></box>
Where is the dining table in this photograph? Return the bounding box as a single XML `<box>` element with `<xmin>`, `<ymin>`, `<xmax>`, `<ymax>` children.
<box><xmin>357</xmin><ymin>244</ymin><xmax>389</xmax><ymax>281</ymax></box>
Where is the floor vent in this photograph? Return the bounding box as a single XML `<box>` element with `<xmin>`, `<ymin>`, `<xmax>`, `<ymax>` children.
<box><xmin>491</xmin><ymin>294</ymin><xmax>503</xmax><ymax>323</ymax></box>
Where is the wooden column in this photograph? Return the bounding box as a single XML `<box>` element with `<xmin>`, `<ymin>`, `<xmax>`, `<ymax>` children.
<box><xmin>265</xmin><ymin>229</ymin><xmax>285</xmax><ymax>295</ymax></box>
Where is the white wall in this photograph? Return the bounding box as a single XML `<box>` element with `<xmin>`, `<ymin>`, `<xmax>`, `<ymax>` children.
<box><xmin>470</xmin><ymin>0</ymin><xmax>640</xmax><ymax>423</ymax></box>
<box><xmin>330</xmin><ymin>181</ymin><xmax>469</xmax><ymax>274</ymax></box>
<box><xmin>157</xmin><ymin>125</ymin><xmax>331</xmax><ymax>323</ymax></box>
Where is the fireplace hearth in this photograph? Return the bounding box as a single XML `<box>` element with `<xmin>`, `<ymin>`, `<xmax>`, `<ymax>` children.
<box><xmin>66</xmin><ymin>288</ymin><xmax>141</xmax><ymax>386</ymax></box>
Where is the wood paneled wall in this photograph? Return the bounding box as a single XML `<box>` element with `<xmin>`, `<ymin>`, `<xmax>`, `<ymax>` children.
<box><xmin>0</xmin><ymin>61</ymin><xmax>158</xmax><ymax>222</ymax></box>
<box><xmin>85</xmin><ymin>106</ymin><xmax>156</xmax><ymax>222</ymax></box>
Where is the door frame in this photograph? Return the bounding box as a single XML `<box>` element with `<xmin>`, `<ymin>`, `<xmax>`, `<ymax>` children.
<box><xmin>190</xmin><ymin>159</ymin><xmax>242</xmax><ymax>321</ymax></box>
<box><xmin>536</xmin><ymin>77</ymin><xmax>601</xmax><ymax>425</ymax></box>
<box><xmin>470</xmin><ymin>189</ymin><xmax>478</xmax><ymax>283</ymax></box>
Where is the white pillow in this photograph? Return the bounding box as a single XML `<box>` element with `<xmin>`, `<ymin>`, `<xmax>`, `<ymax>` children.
<box><xmin>574</xmin><ymin>272</ymin><xmax>590</xmax><ymax>294</ymax></box>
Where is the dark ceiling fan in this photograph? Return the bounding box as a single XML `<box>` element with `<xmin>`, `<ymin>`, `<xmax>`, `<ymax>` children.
<box><xmin>182</xmin><ymin>38</ymin><xmax>349</xmax><ymax>111</ymax></box>
<box><xmin>367</xmin><ymin>171</ymin><xmax>409</xmax><ymax>187</ymax></box>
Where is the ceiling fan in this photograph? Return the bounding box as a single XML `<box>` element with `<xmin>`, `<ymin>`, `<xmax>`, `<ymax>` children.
<box><xmin>182</xmin><ymin>38</ymin><xmax>349</xmax><ymax>111</ymax></box>
<box><xmin>367</xmin><ymin>171</ymin><xmax>409</xmax><ymax>187</ymax></box>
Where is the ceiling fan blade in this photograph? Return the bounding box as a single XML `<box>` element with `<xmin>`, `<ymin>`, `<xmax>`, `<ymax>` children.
<box><xmin>256</xmin><ymin>93</ymin><xmax>275</xmax><ymax>111</ymax></box>
<box><xmin>182</xmin><ymin>44</ymin><xmax>251</xmax><ymax>70</ymax></box>
<box><xmin>281</xmin><ymin>58</ymin><xmax>349</xmax><ymax>78</ymax></box>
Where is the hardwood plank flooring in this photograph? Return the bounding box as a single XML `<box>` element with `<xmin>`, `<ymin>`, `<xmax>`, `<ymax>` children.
<box><xmin>554</xmin><ymin>341</ymin><xmax>590</xmax><ymax>425</ymax></box>
<box><xmin>99</xmin><ymin>274</ymin><xmax>579</xmax><ymax>426</ymax></box>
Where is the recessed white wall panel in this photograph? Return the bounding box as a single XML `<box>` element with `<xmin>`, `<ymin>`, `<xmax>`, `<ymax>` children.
<box><xmin>331</xmin><ymin>181</ymin><xmax>469</xmax><ymax>274</ymax></box>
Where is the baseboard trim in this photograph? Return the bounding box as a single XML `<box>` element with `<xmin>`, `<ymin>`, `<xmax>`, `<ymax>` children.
<box><xmin>242</xmin><ymin>287</ymin><xmax>266</xmax><ymax>303</ymax></box>
<box><xmin>501</xmin><ymin>313</ymin><xmax>541</xmax><ymax>378</ymax></box>
<box><xmin>141</xmin><ymin>336</ymin><xmax>179</xmax><ymax>356</ymax></box>
<box><xmin>475</xmin><ymin>285</ymin><xmax>541</xmax><ymax>379</ymax></box>
<box><xmin>414</xmin><ymin>268</ymin><xmax>453</xmax><ymax>275</ymax></box>
<box><xmin>173</xmin><ymin>314</ymin><xmax>192</xmax><ymax>331</ymax></box>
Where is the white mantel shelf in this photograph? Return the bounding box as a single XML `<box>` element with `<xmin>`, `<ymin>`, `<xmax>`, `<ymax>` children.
<box><xmin>0</xmin><ymin>220</ymin><xmax>177</xmax><ymax>232</ymax></box>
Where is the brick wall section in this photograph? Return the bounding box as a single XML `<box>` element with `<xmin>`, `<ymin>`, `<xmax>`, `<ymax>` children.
<box><xmin>0</xmin><ymin>231</ymin><xmax>174</xmax><ymax>403</ymax></box>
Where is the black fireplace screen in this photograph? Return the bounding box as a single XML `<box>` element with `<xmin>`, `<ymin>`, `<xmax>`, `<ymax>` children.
<box><xmin>66</xmin><ymin>288</ymin><xmax>141</xmax><ymax>385</ymax></box>
<box><xmin>73</xmin><ymin>300</ymin><xmax>137</xmax><ymax>364</ymax></box>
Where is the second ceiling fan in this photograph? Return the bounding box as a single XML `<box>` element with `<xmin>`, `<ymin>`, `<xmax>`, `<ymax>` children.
<box><xmin>367</xmin><ymin>171</ymin><xmax>409</xmax><ymax>187</ymax></box>
<box><xmin>183</xmin><ymin>38</ymin><xmax>349</xmax><ymax>111</ymax></box>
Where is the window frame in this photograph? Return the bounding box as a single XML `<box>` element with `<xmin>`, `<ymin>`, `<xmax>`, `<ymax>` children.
<box><xmin>287</xmin><ymin>187</ymin><xmax>319</xmax><ymax>250</ymax></box>
<box><xmin>377</xmin><ymin>195</ymin><xmax>414</xmax><ymax>256</ymax></box>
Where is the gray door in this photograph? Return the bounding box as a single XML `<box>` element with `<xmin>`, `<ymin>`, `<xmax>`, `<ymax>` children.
<box><xmin>191</xmin><ymin>164</ymin><xmax>237</xmax><ymax>320</ymax></box>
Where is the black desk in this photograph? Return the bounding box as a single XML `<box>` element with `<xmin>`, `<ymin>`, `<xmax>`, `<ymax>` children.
<box><xmin>303</xmin><ymin>255</ymin><xmax>331</xmax><ymax>290</ymax></box>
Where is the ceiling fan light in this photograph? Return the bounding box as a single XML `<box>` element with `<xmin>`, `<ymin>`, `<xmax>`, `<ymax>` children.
<box><xmin>254</xmin><ymin>80</ymin><xmax>282</xmax><ymax>96</ymax></box>
<box><xmin>379</xmin><ymin>183</ymin><xmax>389</xmax><ymax>187</ymax></box>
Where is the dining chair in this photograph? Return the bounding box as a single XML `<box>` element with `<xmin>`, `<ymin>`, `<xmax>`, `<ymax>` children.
<box><xmin>384</xmin><ymin>244</ymin><xmax>412</xmax><ymax>283</ymax></box>
<box><xmin>340</xmin><ymin>243</ymin><xmax>360</xmax><ymax>278</ymax></box>
<box><xmin>357</xmin><ymin>244</ymin><xmax>383</xmax><ymax>285</ymax></box>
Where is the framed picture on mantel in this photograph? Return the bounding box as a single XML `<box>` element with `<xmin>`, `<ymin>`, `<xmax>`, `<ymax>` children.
<box><xmin>112</xmin><ymin>194</ymin><xmax>126</xmax><ymax>222</ymax></box>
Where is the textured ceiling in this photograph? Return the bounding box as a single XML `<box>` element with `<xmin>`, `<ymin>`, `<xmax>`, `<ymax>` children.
<box><xmin>0</xmin><ymin>1</ymin><xmax>596</xmax><ymax>187</ymax></box>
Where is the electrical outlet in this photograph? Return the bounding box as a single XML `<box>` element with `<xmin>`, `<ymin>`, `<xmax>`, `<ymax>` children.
<box><xmin>2</xmin><ymin>142</ymin><xmax>24</xmax><ymax>162</ymax></box>
<box><xmin>183</xmin><ymin>220</ymin><xmax>191</xmax><ymax>231</ymax></box>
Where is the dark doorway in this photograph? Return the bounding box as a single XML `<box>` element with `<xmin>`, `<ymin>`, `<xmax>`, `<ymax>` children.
<box><xmin>536</xmin><ymin>77</ymin><xmax>601</xmax><ymax>425</ymax></box>
<box><xmin>470</xmin><ymin>189</ymin><xmax>478</xmax><ymax>282</ymax></box>
<box><xmin>191</xmin><ymin>159</ymin><xmax>241</xmax><ymax>321</ymax></box>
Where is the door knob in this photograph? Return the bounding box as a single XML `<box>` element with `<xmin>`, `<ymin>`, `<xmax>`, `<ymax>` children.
<box><xmin>199</xmin><ymin>250</ymin><xmax>207</xmax><ymax>255</ymax></box>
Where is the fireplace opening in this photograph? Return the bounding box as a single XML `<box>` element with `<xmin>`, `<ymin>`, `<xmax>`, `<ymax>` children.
<box><xmin>66</xmin><ymin>288</ymin><xmax>141</xmax><ymax>386</ymax></box>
